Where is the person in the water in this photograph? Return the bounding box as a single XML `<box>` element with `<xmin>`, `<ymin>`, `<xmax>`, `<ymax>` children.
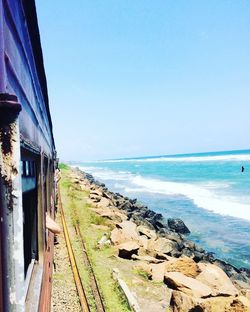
<box><xmin>241</xmin><ymin>166</ymin><xmax>245</xmax><ymax>172</ymax></box>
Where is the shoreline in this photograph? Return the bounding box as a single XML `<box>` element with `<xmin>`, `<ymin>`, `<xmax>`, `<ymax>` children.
<box><xmin>63</xmin><ymin>165</ymin><xmax>250</xmax><ymax>311</ymax></box>
<box><xmin>73</xmin><ymin>166</ymin><xmax>250</xmax><ymax>283</ymax></box>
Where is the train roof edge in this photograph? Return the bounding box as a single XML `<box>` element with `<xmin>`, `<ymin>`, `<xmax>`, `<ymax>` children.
<box><xmin>22</xmin><ymin>0</ymin><xmax>55</xmax><ymax>150</ymax></box>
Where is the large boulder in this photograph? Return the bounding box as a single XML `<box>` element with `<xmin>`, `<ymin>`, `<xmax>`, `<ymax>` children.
<box><xmin>96</xmin><ymin>197</ymin><xmax>111</xmax><ymax>208</ymax></box>
<box><xmin>89</xmin><ymin>193</ymin><xmax>101</xmax><ymax>202</ymax></box>
<box><xmin>110</xmin><ymin>228</ymin><xmax>125</xmax><ymax>245</ymax></box>
<box><xmin>201</xmin><ymin>296</ymin><xmax>250</xmax><ymax>312</ymax></box>
<box><xmin>161</xmin><ymin>231</ymin><xmax>183</xmax><ymax>244</ymax></box>
<box><xmin>138</xmin><ymin>235</ymin><xmax>149</xmax><ymax>249</ymax></box>
<box><xmin>171</xmin><ymin>291</ymin><xmax>250</xmax><ymax>312</ymax></box>
<box><xmin>170</xmin><ymin>290</ymin><xmax>202</xmax><ymax>312</ymax></box>
<box><xmin>133</xmin><ymin>261</ymin><xmax>167</xmax><ymax>282</ymax></box>
<box><xmin>131</xmin><ymin>254</ymin><xmax>164</xmax><ymax>264</ymax></box>
<box><xmin>196</xmin><ymin>263</ymin><xmax>239</xmax><ymax>297</ymax></box>
<box><xmin>150</xmin><ymin>262</ymin><xmax>166</xmax><ymax>282</ymax></box>
<box><xmin>165</xmin><ymin>256</ymin><xmax>201</xmax><ymax>278</ymax></box>
<box><xmin>137</xmin><ymin>225</ymin><xmax>157</xmax><ymax>240</ymax></box>
<box><xmin>90</xmin><ymin>189</ymin><xmax>103</xmax><ymax>197</ymax></box>
<box><xmin>213</xmin><ymin>259</ymin><xmax>246</xmax><ymax>281</ymax></box>
<box><xmin>168</xmin><ymin>218</ymin><xmax>190</xmax><ymax>234</ymax></box>
<box><xmin>118</xmin><ymin>241</ymin><xmax>140</xmax><ymax>259</ymax></box>
<box><xmin>148</xmin><ymin>237</ymin><xmax>176</xmax><ymax>255</ymax></box>
<box><xmin>91</xmin><ymin>208</ymin><xmax>126</xmax><ymax>222</ymax></box>
<box><xmin>102</xmin><ymin>191</ymin><xmax>114</xmax><ymax>201</ymax></box>
<box><xmin>156</xmin><ymin>253</ymin><xmax>174</xmax><ymax>261</ymax></box>
<box><xmin>110</xmin><ymin>221</ymin><xmax>140</xmax><ymax>245</ymax></box>
<box><xmin>117</xmin><ymin>221</ymin><xmax>140</xmax><ymax>241</ymax></box>
<box><xmin>164</xmin><ymin>272</ymin><xmax>212</xmax><ymax>298</ymax></box>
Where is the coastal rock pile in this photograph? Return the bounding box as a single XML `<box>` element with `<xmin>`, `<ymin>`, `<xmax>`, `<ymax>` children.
<box><xmin>74</xmin><ymin>168</ymin><xmax>249</xmax><ymax>281</ymax></box>
<box><xmin>73</xmin><ymin>168</ymin><xmax>250</xmax><ymax>312</ymax></box>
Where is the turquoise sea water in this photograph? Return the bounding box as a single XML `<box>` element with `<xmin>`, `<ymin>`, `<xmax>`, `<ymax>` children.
<box><xmin>74</xmin><ymin>149</ymin><xmax>250</xmax><ymax>269</ymax></box>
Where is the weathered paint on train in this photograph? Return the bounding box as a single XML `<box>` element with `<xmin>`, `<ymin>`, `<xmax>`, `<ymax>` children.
<box><xmin>0</xmin><ymin>0</ymin><xmax>56</xmax><ymax>311</ymax></box>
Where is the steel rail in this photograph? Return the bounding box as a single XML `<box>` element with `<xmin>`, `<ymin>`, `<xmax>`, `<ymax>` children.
<box><xmin>74</xmin><ymin>221</ymin><xmax>106</xmax><ymax>312</ymax></box>
<box><xmin>58</xmin><ymin>188</ymin><xmax>90</xmax><ymax>312</ymax></box>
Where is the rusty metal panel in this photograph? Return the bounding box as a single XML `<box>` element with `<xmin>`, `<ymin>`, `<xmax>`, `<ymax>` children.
<box><xmin>38</xmin><ymin>231</ymin><xmax>54</xmax><ymax>312</ymax></box>
<box><xmin>0</xmin><ymin>94</ymin><xmax>25</xmax><ymax>312</ymax></box>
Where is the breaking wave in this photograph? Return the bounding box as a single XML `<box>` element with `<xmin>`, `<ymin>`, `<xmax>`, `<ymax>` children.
<box><xmin>100</xmin><ymin>154</ymin><xmax>250</xmax><ymax>163</ymax></box>
<box><xmin>77</xmin><ymin>166</ymin><xmax>250</xmax><ymax>221</ymax></box>
<box><xmin>130</xmin><ymin>176</ymin><xmax>250</xmax><ymax>221</ymax></box>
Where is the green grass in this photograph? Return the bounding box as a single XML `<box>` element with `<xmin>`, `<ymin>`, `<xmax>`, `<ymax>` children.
<box><xmin>59</xmin><ymin>169</ymin><xmax>131</xmax><ymax>312</ymax></box>
<box><xmin>59</xmin><ymin>163</ymin><xmax>70</xmax><ymax>170</ymax></box>
<box><xmin>89</xmin><ymin>213</ymin><xmax>109</xmax><ymax>226</ymax></box>
<box><xmin>133</xmin><ymin>268</ymin><xmax>151</xmax><ymax>280</ymax></box>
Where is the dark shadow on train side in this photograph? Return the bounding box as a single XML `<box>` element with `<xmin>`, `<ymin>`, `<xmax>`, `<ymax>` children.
<box><xmin>21</xmin><ymin>152</ymin><xmax>38</xmax><ymax>277</ymax></box>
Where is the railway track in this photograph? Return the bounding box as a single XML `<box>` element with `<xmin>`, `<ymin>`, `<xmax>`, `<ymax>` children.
<box><xmin>74</xmin><ymin>221</ymin><xmax>106</xmax><ymax>312</ymax></box>
<box><xmin>58</xmin><ymin>188</ymin><xmax>105</xmax><ymax>312</ymax></box>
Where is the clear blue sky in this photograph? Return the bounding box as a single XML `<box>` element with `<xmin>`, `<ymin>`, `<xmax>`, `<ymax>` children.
<box><xmin>36</xmin><ymin>0</ymin><xmax>250</xmax><ymax>161</ymax></box>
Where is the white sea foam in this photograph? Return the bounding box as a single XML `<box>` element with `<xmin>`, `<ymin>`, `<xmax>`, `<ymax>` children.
<box><xmin>78</xmin><ymin>166</ymin><xmax>134</xmax><ymax>181</ymax></box>
<box><xmin>100</xmin><ymin>154</ymin><xmax>250</xmax><ymax>163</ymax></box>
<box><xmin>75</xmin><ymin>165</ymin><xmax>250</xmax><ymax>221</ymax></box>
<box><xmin>130</xmin><ymin>176</ymin><xmax>250</xmax><ymax>221</ymax></box>
<box><xmin>198</xmin><ymin>181</ymin><xmax>232</xmax><ymax>189</ymax></box>
<box><xmin>78</xmin><ymin>165</ymin><xmax>250</xmax><ymax>221</ymax></box>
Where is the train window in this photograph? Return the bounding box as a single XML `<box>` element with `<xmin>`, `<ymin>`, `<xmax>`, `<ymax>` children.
<box><xmin>21</xmin><ymin>160</ymin><xmax>36</xmax><ymax>178</ymax></box>
<box><xmin>30</xmin><ymin>162</ymin><xmax>35</xmax><ymax>176</ymax></box>
<box><xmin>23</xmin><ymin>189</ymin><xmax>38</xmax><ymax>277</ymax></box>
<box><xmin>25</xmin><ymin>161</ymin><xmax>29</xmax><ymax>176</ymax></box>
<box><xmin>21</xmin><ymin>155</ymin><xmax>38</xmax><ymax>278</ymax></box>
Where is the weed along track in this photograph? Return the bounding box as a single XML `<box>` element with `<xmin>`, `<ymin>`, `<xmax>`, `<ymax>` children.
<box><xmin>58</xmin><ymin>188</ymin><xmax>90</xmax><ymax>312</ymax></box>
<box><xmin>58</xmin><ymin>187</ymin><xmax>106</xmax><ymax>312</ymax></box>
<box><xmin>74</xmin><ymin>219</ymin><xmax>106</xmax><ymax>312</ymax></box>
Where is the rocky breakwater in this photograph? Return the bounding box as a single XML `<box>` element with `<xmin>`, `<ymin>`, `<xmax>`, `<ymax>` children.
<box><xmin>73</xmin><ymin>168</ymin><xmax>250</xmax><ymax>312</ymax></box>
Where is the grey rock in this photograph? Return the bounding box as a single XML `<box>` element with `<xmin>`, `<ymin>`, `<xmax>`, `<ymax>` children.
<box><xmin>168</xmin><ymin>218</ymin><xmax>190</xmax><ymax>234</ymax></box>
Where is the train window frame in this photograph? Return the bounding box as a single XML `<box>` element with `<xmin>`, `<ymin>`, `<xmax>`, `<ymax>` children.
<box><xmin>21</xmin><ymin>149</ymin><xmax>40</xmax><ymax>292</ymax></box>
<box><xmin>24</xmin><ymin>259</ymin><xmax>36</xmax><ymax>298</ymax></box>
<box><xmin>21</xmin><ymin>149</ymin><xmax>56</xmax><ymax>307</ymax></box>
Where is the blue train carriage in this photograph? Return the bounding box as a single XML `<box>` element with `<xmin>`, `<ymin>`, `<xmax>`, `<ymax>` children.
<box><xmin>0</xmin><ymin>0</ymin><xmax>56</xmax><ymax>311</ymax></box>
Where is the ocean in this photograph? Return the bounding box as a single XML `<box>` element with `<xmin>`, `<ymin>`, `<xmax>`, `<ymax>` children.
<box><xmin>73</xmin><ymin>149</ymin><xmax>250</xmax><ymax>269</ymax></box>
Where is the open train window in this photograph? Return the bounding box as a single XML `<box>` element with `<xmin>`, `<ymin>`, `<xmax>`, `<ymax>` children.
<box><xmin>21</xmin><ymin>153</ymin><xmax>38</xmax><ymax>279</ymax></box>
<box><xmin>22</xmin><ymin>188</ymin><xmax>38</xmax><ymax>276</ymax></box>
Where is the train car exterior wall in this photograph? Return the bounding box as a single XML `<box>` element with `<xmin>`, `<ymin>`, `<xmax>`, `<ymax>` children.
<box><xmin>0</xmin><ymin>1</ymin><xmax>56</xmax><ymax>311</ymax></box>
